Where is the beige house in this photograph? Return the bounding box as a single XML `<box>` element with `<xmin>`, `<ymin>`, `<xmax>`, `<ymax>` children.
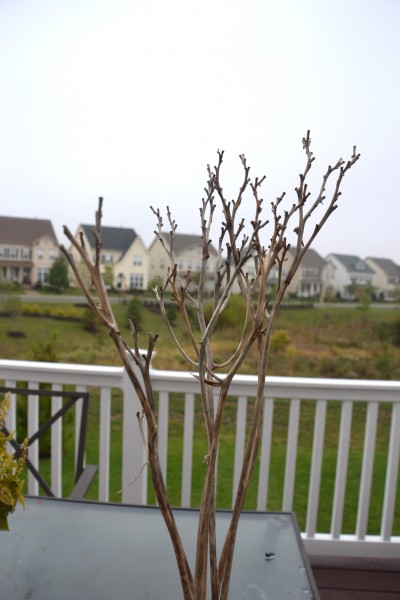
<box><xmin>365</xmin><ymin>257</ymin><xmax>400</xmax><ymax>301</ymax></box>
<box><xmin>231</xmin><ymin>247</ymin><xmax>325</xmax><ymax>298</ymax></box>
<box><xmin>0</xmin><ymin>216</ymin><xmax>58</xmax><ymax>285</ymax></box>
<box><xmin>71</xmin><ymin>224</ymin><xmax>149</xmax><ymax>291</ymax></box>
<box><xmin>285</xmin><ymin>248</ymin><xmax>326</xmax><ymax>298</ymax></box>
<box><xmin>148</xmin><ymin>232</ymin><xmax>218</xmax><ymax>290</ymax></box>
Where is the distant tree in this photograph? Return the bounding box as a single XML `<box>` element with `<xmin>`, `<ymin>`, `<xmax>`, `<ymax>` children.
<box><xmin>47</xmin><ymin>257</ymin><xmax>69</xmax><ymax>293</ymax></box>
<box><xmin>103</xmin><ymin>264</ymin><xmax>115</xmax><ymax>289</ymax></box>
<box><xmin>346</xmin><ymin>278</ymin><xmax>375</xmax><ymax>303</ymax></box>
<box><xmin>126</xmin><ymin>297</ymin><xmax>142</xmax><ymax>330</ymax></box>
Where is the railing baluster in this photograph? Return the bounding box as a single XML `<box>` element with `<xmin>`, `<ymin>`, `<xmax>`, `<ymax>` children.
<box><xmin>257</xmin><ymin>397</ymin><xmax>274</xmax><ymax>510</ymax></box>
<box><xmin>381</xmin><ymin>402</ymin><xmax>400</xmax><ymax>541</ymax></box>
<box><xmin>27</xmin><ymin>382</ymin><xmax>39</xmax><ymax>495</ymax></box>
<box><xmin>331</xmin><ymin>400</ymin><xmax>353</xmax><ymax>539</ymax></box>
<box><xmin>51</xmin><ymin>383</ymin><xmax>63</xmax><ymax>497</ymax></box>
<box><xmin>306</xmin><ymin>399</ymin><xmax>327</xmax><ymax>538</ymax></box>
<box><xmin>214</xmin><ymin>392</ymin><xmax>219</xmax><ymax>496</ymax></box>
<box><xmin>99</xmin><ymin>387</ymin><xmax>111</xmax><ymax>502</ymax></box>
<box><xmin>232</xmin><ymin>396</ymin><xmax>247</xmax><ymax>508</ymax></box>
<box><xmin>283</xmin><ymin>398</ymin><xmax>301</xmax><ymax>511</ymax></box>
<box><xmin>181</xmin><ymin>393</ymin><xmax>194</xmax><ymax>507</ymax></box>
<box><xmin>356</xmin><ymin>401</ymin><xmax>378</xmax><ymax>540</ymax></box>
<box><xmin>158</xmin><ymin>391</ymin><xmax>169</xmax><ymax>483</ymax></box>
<box><xmin>75</xmin><ymin>385</ymin><xmax>86</xmax><ymax>471</ymax></box>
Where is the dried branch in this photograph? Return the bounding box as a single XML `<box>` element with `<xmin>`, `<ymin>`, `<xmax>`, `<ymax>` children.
<box><xmin>64</xmin><ymin>133</ymin><xmax>359</xmax><ymax>600</ymax></box>
<box><xmin>62</xmin><ymin>199</ymin><xmax>194</xmax><ymax>600</ymax></box>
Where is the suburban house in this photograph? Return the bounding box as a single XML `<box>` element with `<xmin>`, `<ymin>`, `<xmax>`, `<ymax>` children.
<box><xmin>148</xmin><ymin>232</ymin><xmax>219</xmax><ymax>290</ymax></box>
<box><xmin>0</xmin><ymin>215</ymin><xmax>59</xmax><ymax>286</ymax></box>
<box><xmin>364</xmin><ymin>257</ymin><xmax>400</xmax><ymax>301</ymax></box>
<box><xmin>230</xmin><ymin>246</ymin><xmax>325</xmax><ymax>298</ymax></box>
<box><xmin>285</xmin><ymin>248</ymin><xmax>326</xmax><ymax>298</ymax></box>
<box><xmin>70</xmin><ymin>224</ymin><xmax>149</xmax><ymax>291</ymax></box>
<box><xmin>322</xmin><ymin>253</ymin><xmax>375</xmax><ymax>299</ymax></box>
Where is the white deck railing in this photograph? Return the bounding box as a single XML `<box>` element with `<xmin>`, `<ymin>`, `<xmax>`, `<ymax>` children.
<box><xmin>1</xmin><ymin>358</ymin><xmax>399</xmax><ymax>559</ymax></box>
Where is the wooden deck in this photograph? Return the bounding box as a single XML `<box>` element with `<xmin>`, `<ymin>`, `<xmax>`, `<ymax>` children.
<box><xmin>309</xmin><ymin>556</ymin><xmax>400</xmax><ymax>599</ymax></box>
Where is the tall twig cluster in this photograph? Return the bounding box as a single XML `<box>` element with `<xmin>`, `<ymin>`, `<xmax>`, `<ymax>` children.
<box><xmin>61</xmin><ymin>132</ymin><xmax>359</xmax><ymax>599</ymax></box>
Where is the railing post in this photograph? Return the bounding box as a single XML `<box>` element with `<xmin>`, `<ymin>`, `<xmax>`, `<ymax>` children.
<box><xmin>121</xmin><ymin>362</ymin><xmax>148</xmax><ymax>505</ymax></box>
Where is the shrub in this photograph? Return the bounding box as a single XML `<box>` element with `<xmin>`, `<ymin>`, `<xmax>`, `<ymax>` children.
<box><xmin>0</xmin><ymin>294</ymin><xmax>22</xmax><ymax>318</ymax></box>
<box><xmin>204</xmin><ymin>295</ymin><xmax>247</xmax><ymax>329</ymax></box>
<box><xmin>375</xmin><ymin>320</ymin><xmax>400</xmax><ymax>347</ymax></box>
<box><xmin>82</xmin><ymin>308</ymin><xmax>98</xmax><ymax>333</ymax></box>
<box><xmin>126</xmin><ymin>298</ymin><xmax>142</xmax><ymax>330</ymax></box>
<box><xmin>53</xmin><ymin>307</ymin><xmax>66</xmax><ymax>319</ymax></box>
<box><xmin>31</xmin><ymin>331</ymin><xmax>59</xmax><ymax>362</ymax></box>
<box><xmin>22</xmin><ymin>303</ymin><xmax>41</xmax><ymax>316</ymax></box>
<box><xmin>270</xmin><ymin>329</ymin><xmax>292</xmax><ymax>353</ymax></box>
<box><xmin>0</xmin><ymin>393</ymin><xmax>26</xmax><ymax>530</ymax></box>
<box><xmin>166</xmin><ymin>305</ymin><xmax>178</xmax><ymax>326</ymax></box>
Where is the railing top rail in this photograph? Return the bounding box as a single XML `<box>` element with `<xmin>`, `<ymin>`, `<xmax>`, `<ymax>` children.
<box><xmin>0</xmin><ymin>359</ymin><xmax>124</xmax><ymax>388</ymax></box>
<box><xmin>149</xmin><ymin>369</ymin><xmax>400</xmax><ymax>401</ymax></box>
<box><xmin>0</xmin><ymin>359</ymin><xmax>399</xmax><ymax>402</ymax></box>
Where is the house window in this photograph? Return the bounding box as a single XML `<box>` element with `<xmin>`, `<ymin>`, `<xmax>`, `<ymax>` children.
<box><xmin>129</xmin><ymin>274</ymin><xmax>144</xmax><ymax>289</ymax></box>
<box><xmin>37</xmin><ymin>268</ymin><xmax>49</xmax><ymax>283</ymax></box>
<box><xmin>10</xmin><ymin>267</ymin><xmax>19</xmax><ymax>281</ymax></box>
<box><xmin>37</xmin><ymin>248</ymin><xmax>44</xmax><ymax>260</ymax></box>
<box><xmin>133</xmin><ymin>255</ymin><xmax>143</xmax><ymax>266</ymax></box>
<box><xmin>100</xmin><ymin>254</ymin><xmax>113</xmax><ymax>264</ymax></box>
<box><xmin>48</xmin><ymin>250</ymin><xmax>56</xmax><ymax>261</ymax></box>
<box><xmin>22</xmin><ymin>267</ymin><xmax>31</xmax><ymax>284</ymax></box>
<box><xmin>22</xmin><ymin>248</ymin><xmax>31</xmax><ymax>259</ymax></box>
<box><xmin>9</xmin><ymin>248</ymin><xmax>18</xmax><ymax>259</ymax></box>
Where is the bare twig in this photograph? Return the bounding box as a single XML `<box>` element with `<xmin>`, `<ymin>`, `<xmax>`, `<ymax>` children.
<box><xmin>64</xmin><ymin>133</ymin><xmax>359</xmax><ymax>599</ymax></box>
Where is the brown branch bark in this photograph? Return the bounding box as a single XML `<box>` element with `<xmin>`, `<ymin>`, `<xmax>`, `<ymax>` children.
<box><xmin>63</xmin><ymin>133</ymin><xmax>359</xmax><ymax>599</ymax></box>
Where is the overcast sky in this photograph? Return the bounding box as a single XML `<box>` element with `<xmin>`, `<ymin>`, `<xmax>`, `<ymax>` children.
<box><xmin>1</xmin><ymin>0</ymin><xmax>399</xmax><ymax>263</ymax></box>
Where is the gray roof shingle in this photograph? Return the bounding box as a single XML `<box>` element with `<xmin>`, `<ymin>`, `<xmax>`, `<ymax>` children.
<box><xmin>329</xmin><ymin>253</ymin><xmax>375</xmax><ymax>274</ymax></box>
<box><xmin>158</xmin><ymin>232</ymin><xmax>218</xmax><ymax>256</ymax></box>
<box><xmin>0</xmin><ymin>216</ymin><xmax>57</xmax><ymax>245</ymax></box>
<box><xmin>79</xmin><ymin>224</ymin><xmax>137</xmax><ymax>254</ymax></box>
<box><xmin>366</xmin><ymin>257</ymin><xmax>400</xmax><ymax>278</ymax></box>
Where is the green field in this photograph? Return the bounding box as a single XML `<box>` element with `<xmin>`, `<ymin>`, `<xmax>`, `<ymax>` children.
<box><xmin>1</xmin><ymin>295</ymin><xmax>399</xmax><ymax>534</ymax></box>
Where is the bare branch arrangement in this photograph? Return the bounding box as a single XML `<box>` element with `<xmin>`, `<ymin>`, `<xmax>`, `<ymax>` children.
<box><xmin>61</xmin><ymin>132</ymin><xmax>359</xmax><ymax>599</ymax></box>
